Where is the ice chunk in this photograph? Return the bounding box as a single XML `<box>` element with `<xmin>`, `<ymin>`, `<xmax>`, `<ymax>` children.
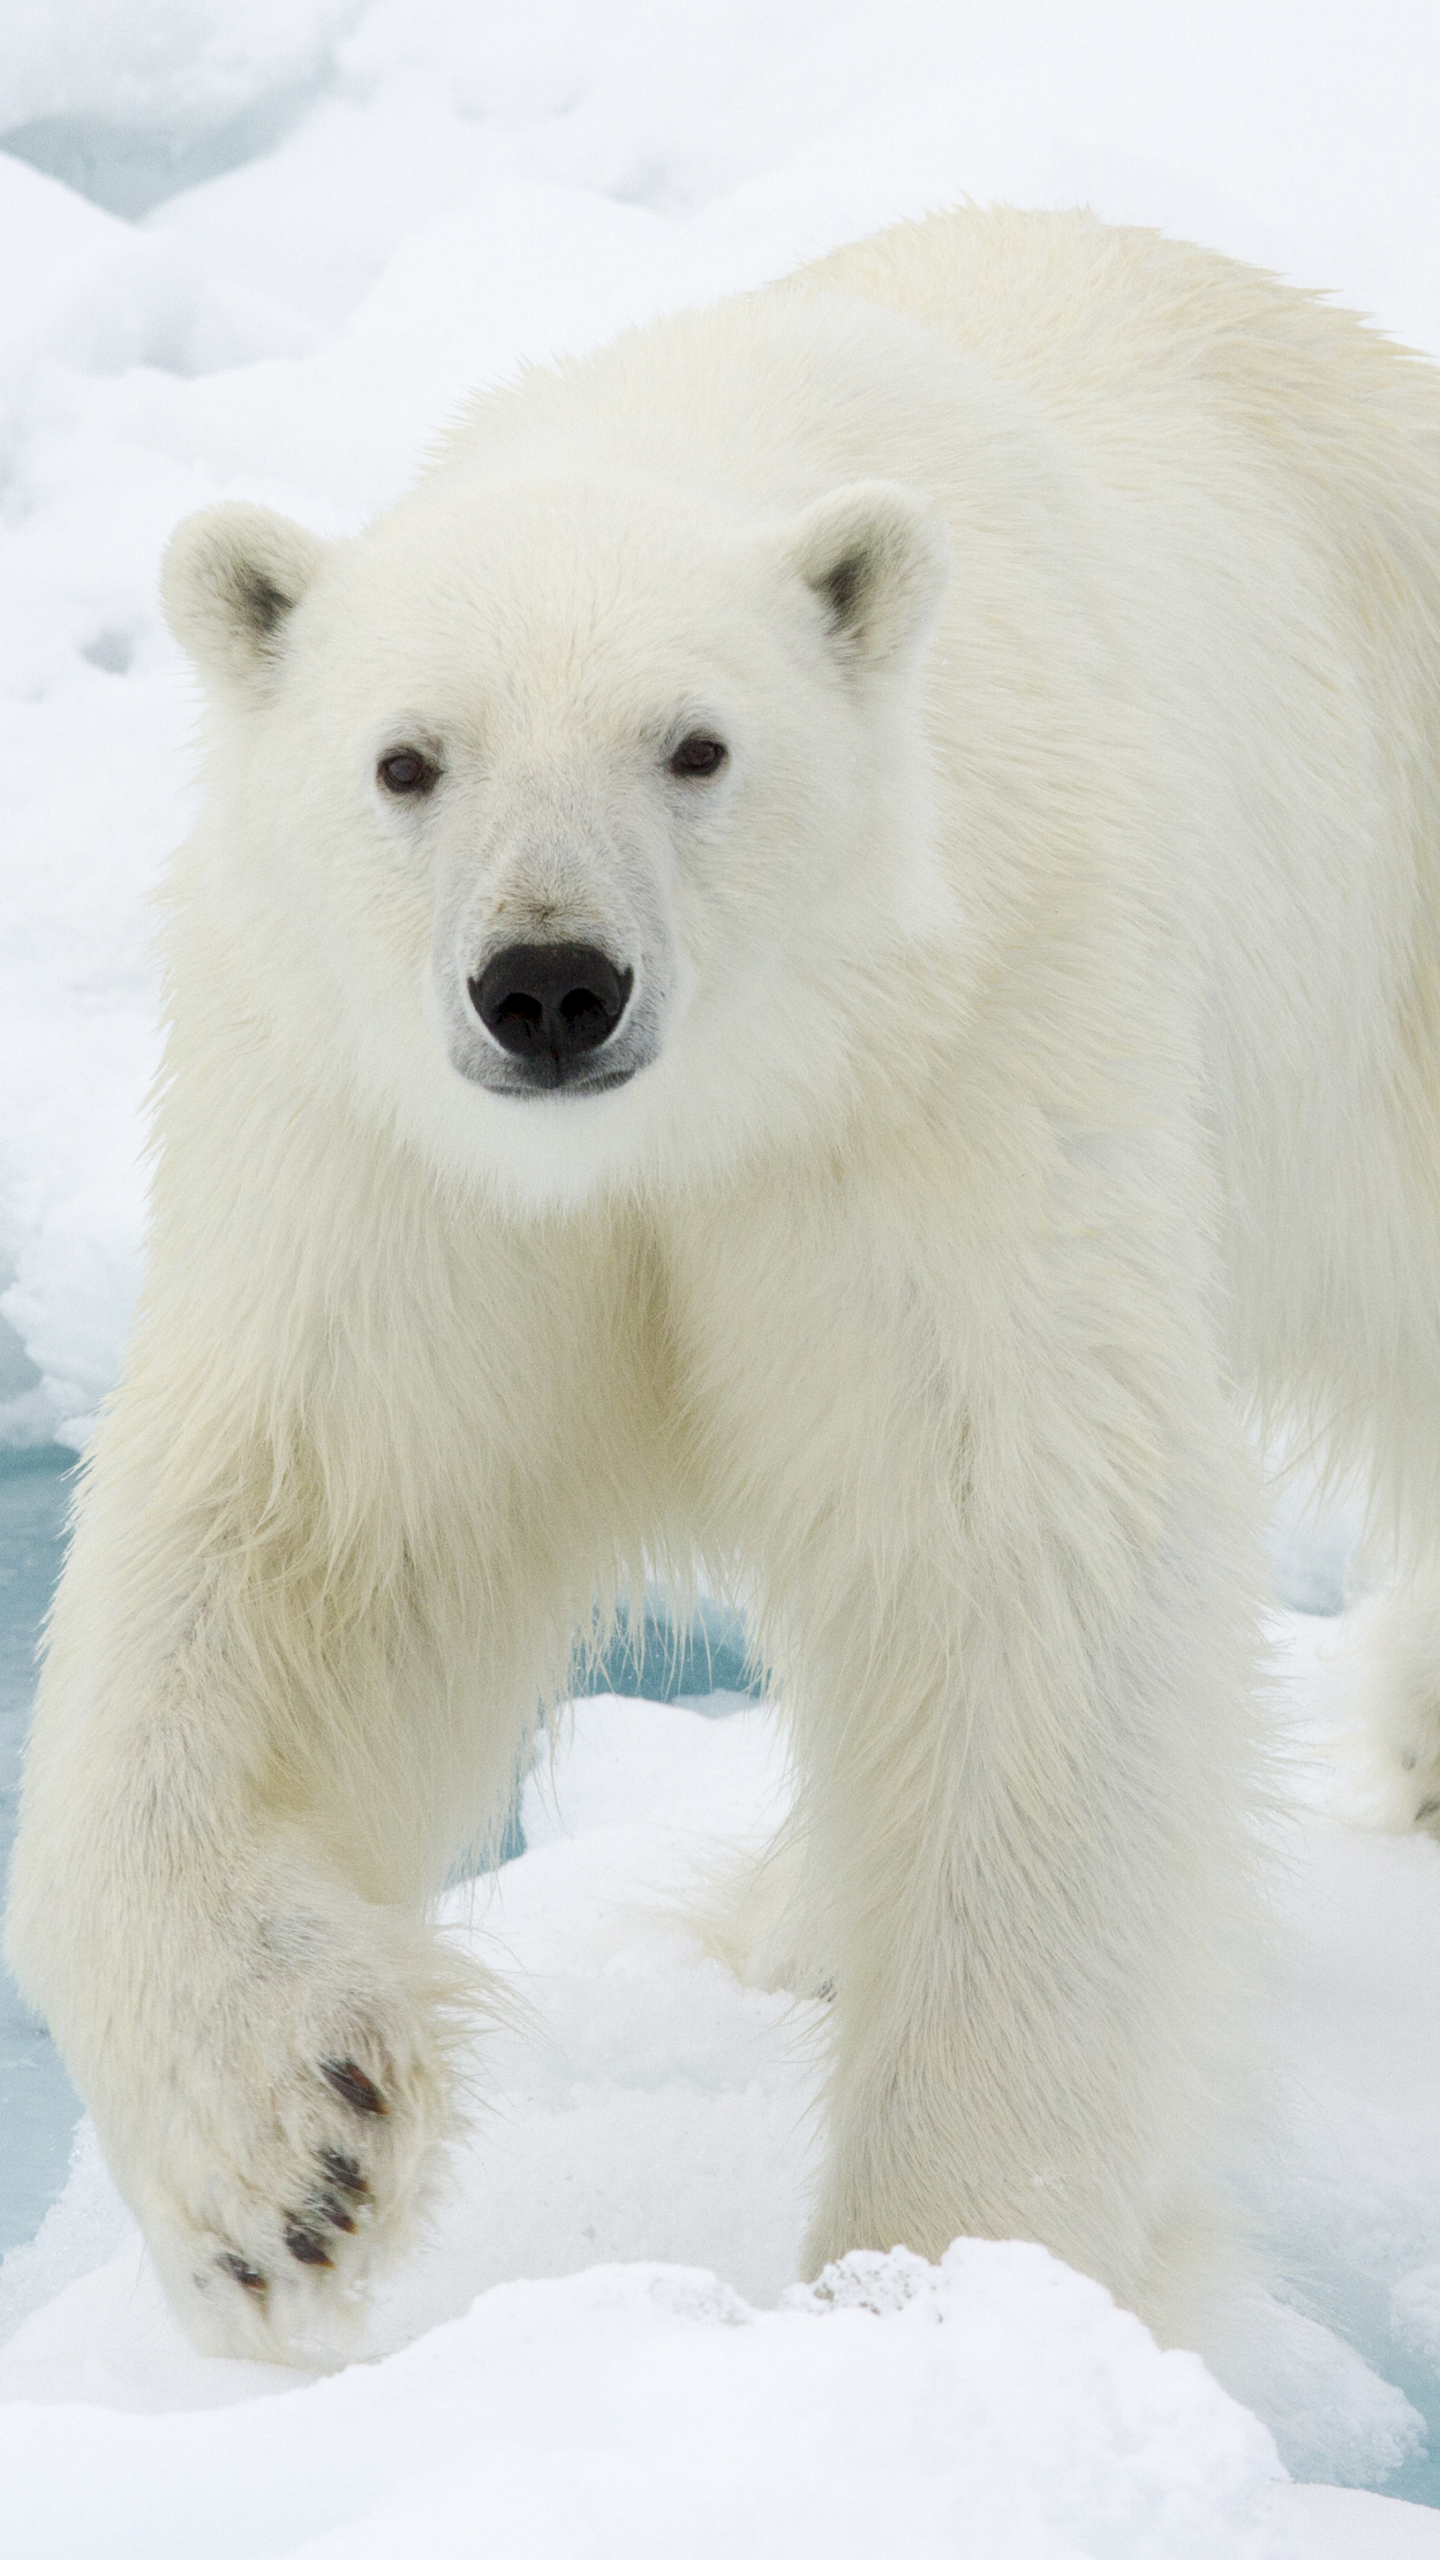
<box><xmin>1</xmin><ymin>1</ymin><xmax>361</xmax><ymax>217</ymax></box>
<box><xmin>1395</xmin><ymin>2271</ymin><xmax>1440</xmax><ymax>2376</ymax></box>
<box><xmin>1211</xmin><ymin>2291</ymin><xmax>1425</xmax><ymax>2491</ymax></box>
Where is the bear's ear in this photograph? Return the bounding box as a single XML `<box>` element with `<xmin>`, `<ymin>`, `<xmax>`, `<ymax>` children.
<box><xmin>162</xmin><ymin>503</ymin><xmax>328</xmax><ymax>696</ymax></box>
<box><xmin>784</xmin><ymin>481</ymin><xmax>950</xmax><ymax>668</ymax></box>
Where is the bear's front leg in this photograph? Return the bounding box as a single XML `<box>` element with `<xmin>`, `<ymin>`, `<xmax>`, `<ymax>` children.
<box><xmin>4</xmin><ymin>1426</ymin><xmax>538</xmax><ymax>2363</ymax></box>
<box><xmin>773</xmin><ymin>1402</ymin><xmax>1263</xmax><ymax>2342</ymax></box>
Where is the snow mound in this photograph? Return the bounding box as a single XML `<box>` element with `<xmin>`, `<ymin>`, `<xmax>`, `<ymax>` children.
<box><xmin>0</xmin><ymin>2244</ymin><xmax>1291</xmax><ymax>2560</ymax></box>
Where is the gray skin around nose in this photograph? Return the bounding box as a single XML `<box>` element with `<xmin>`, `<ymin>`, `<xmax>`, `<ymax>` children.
<box><xmin>468</xmin><ymin>942</ymin><xmax>635</xmax><ymax>1090</ymax></box>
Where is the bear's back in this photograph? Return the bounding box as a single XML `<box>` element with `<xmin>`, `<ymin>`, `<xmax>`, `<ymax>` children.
<box><xmin>792</xmin><ymin>205</ymin><xmax>1440</xmax><ymax>476</ymax></box>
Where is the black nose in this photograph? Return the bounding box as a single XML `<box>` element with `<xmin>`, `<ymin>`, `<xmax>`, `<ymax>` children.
<box><xmin>469</xmin><ymin>942</ymin><xmax>634</xmax><ymax>1084</ymax></box>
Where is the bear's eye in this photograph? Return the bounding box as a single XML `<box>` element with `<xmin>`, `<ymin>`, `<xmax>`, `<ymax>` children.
<box><xmin>376</xmin><ymin>747</ymin><xmax>439</xmax><ymax>797</ymax></box>
<box><xmin>668</xmin><ymin>732</ymin><xmax>728</xmax><ymax>779</ymax></box>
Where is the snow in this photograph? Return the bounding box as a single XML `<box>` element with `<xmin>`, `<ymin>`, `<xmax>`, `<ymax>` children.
<box><xmin>4</xmin><ymin>2</ymin><xmax>1440</xmax><ymax>2548</ymax></box>
<box><xmin>0</xmin><ymin>2255</ymin><xmax>1292</xmax><ymax>2559</ymax></box>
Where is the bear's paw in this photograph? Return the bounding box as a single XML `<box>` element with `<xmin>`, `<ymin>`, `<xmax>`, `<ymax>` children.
<box><xmin>125</xmin><ymin>1885</ymin><xmax>486</xmax><ymax>2364</ymax></box>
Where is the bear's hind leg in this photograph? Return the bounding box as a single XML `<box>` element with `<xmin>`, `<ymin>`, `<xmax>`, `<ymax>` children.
<box><xmin>1345</xmin><ymin>1575</ymin><xmax>1440</xmax><ymax>1835</ymax></box>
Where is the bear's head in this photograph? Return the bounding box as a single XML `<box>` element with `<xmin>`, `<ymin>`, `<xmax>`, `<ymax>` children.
<box><xmin>162</xmin><ymin>469</ymin><xmax>950</xmax><ymax>1206</ymax></box>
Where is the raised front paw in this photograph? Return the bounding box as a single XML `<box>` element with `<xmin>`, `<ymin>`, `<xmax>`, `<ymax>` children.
<box><xmin>130</xmin><ymin>1900</ymin><xmax>484</xmax><ymax>2363</ymax></box>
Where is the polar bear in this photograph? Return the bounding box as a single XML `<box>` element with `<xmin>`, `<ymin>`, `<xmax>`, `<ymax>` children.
<box><xmin>10</xmin><ymin>206</ymin><xmax>1440</xmax><ymax>2365</ymax></box>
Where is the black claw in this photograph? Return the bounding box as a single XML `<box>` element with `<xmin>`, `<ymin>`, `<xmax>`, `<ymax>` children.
<box><xmin>217</xmin><ymin>2250</ymin><xmax>267</xmax><ymax>2295</ymax></box>
<box><xmin>320</xmin><ymin>2057</ymin><xmax>388</xmax><ymax>2117</ymax></box>
<box><xmin>318</xmin><ymin>2147</ymin><xmax>369</xmax><ymax>2196</ymax></box>
<box><xmin>317</xmin><ymin>2194</ymin><xmax>358</xmax><ymax>2234</ymax></box>
<box><xmin>283</xmin><ymin>2216</ymin><xmax>334</xmax><ymax>2268</ymax></box>
<box><xmin>1416</xmin><ymin>1796</ymin><xmax>1440</xmax><ymax>1823</ymax></box>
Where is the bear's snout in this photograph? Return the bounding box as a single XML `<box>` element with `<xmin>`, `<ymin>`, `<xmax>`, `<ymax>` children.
<box><xmin>468</xmin><ymin>942</ymin><xmax>635</xmax><ymax>1091</ymax></box>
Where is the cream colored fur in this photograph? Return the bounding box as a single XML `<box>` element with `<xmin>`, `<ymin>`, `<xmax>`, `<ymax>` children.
<box><xmin>11</xmin><ymin>207</ymin><xmax>1440</xmax><ymax>2362</ymax></box>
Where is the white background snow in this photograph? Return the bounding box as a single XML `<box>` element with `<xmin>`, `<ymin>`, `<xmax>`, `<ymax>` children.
<box><xmin>2</xmin><ymin>2</ymin><xmax>1440</xmax><ymax>2551</ymax></box>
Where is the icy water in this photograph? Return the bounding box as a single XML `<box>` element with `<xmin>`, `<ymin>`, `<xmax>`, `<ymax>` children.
<box><xmin>0</xmin><ymin>1448</ymin><xmax>80</xmax><ymax>2251</ymax></box>
<box><xmin>0</xmin><ymin>1451</ymin><xmax>760</xmax><ymax>2252</ymax></box>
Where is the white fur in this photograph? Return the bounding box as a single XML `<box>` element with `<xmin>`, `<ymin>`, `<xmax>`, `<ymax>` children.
<box><xmin>11</xmin><ymin>207</ymin><xmax>1440</xmax><ymax>2361</ymax></box>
